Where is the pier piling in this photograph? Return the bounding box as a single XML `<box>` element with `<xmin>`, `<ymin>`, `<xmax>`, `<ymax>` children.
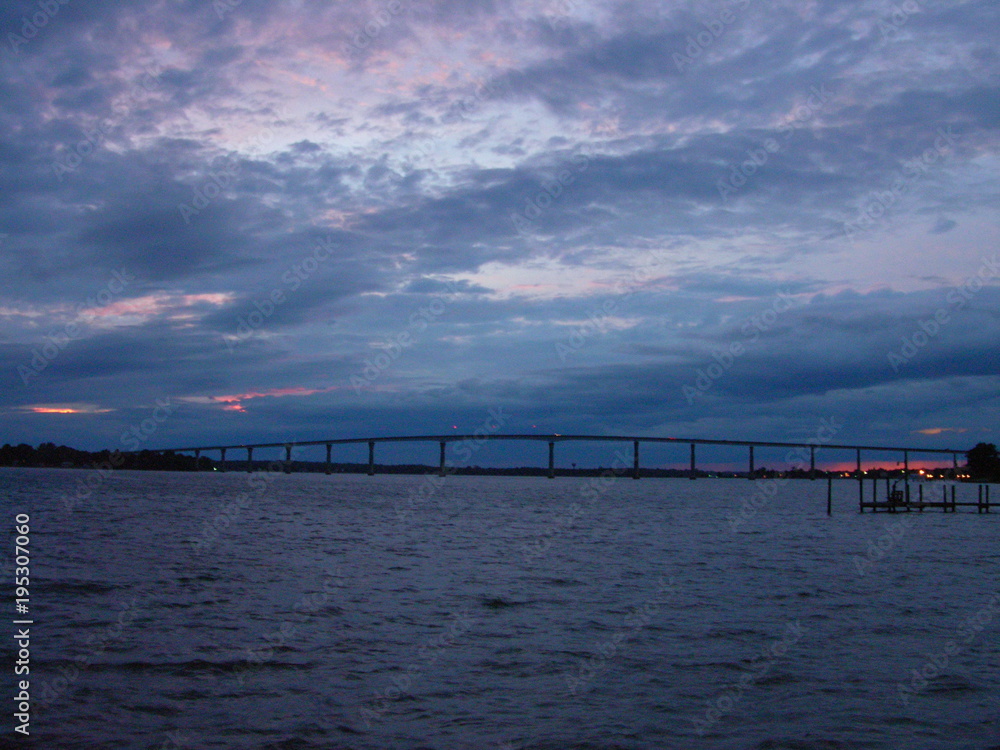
<box><xmin>857</xmin><ymin>449</ymin><xmax>863</xmax><ymax>512</ymax></box>
<box><xmin>904</xmin><ymin>451</ymin><xmax>910</xmax><ymax>503</ymax></box>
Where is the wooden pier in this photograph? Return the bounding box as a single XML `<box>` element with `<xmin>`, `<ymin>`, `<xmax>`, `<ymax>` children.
<box><xmin>858</xmin><ymin>478</ymin><xmax>991</xmax><ymax>514</ymax></box>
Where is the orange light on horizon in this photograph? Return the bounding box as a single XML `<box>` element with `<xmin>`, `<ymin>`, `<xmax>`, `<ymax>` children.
<box><xmin>823</xmin><ymin>459</ymin><xmax>957</xmax><ymax>472</ymax></box>
<box><xmin>21</xmin><ymin>404</ymin><xmax>113</xmax><ymax>415</ymax></box>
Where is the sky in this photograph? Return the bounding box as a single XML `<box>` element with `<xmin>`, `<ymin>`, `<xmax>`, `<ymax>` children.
<box><xmin>0</xmin><ymin>0</ymin><xmax>997</xmax><ymax>468</ymax></box>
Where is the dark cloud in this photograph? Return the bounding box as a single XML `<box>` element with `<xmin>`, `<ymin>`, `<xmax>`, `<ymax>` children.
<box><xmin>0</xmin><ymin>0</ymin><xmax>997</xmax><ymax>452</ymax></box>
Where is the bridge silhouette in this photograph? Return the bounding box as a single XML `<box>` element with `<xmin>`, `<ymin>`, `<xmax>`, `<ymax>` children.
<box><xmin>138</xmin><ymin>433</ymin><xmax>965</xmax><ymax>481</ymax></box>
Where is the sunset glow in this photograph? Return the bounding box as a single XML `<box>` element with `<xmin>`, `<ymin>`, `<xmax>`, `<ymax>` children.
<box><xmin>0</xmin><ymin>0</ymin><xmax>994</xmax><ymax>454</ymax></box>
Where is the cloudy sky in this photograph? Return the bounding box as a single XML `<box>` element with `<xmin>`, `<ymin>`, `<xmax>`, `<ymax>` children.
<box><xmin>0</xmin><ymin>0</ymin><xmax>997</xmax><ymax>467</ymax></box>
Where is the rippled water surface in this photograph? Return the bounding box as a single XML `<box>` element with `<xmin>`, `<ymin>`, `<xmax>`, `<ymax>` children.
<box><xmin>3</xmin><ymin>468</ymin><xmax>999</xmax><ymax>749</ymax></box>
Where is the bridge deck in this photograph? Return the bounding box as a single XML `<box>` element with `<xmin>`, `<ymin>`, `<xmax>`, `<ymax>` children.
<box><xmin>137</xmin><ymin>433</ymin><xmax>963</xmax><ymax>456</ymax></box>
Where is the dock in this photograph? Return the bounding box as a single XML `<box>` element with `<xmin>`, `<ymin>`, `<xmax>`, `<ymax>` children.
<box><xmin>858</xmin><ymin>478</ymin><xmax>992</xmax><ymax>513</ymax></box>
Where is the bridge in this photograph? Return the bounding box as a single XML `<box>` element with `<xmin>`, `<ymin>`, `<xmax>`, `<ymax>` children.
<box><xmin>135</xmin><ymin>433</ymin><xmax>965</xmax><ymax>481</ymax></box>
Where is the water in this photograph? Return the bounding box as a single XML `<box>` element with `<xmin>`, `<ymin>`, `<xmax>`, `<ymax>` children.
<box><xmin>2</xmin><ymin>468</ymin><xmax>999</xmax><ymax>749</ymax></box>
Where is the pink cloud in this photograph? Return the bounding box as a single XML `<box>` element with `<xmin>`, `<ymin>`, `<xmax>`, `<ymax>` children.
<box><xmin>210</xmin><ymin>386</ymin><xmax>338</xmax><ymax>413</ymax></box>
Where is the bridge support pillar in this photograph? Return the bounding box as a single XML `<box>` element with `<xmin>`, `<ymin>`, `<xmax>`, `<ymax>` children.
<box><xmin>857</xmin><ymin>449</ymin><xmax>863</xmax><ymax>512</ymax></box>
<box><xmin>810</xmin><ymin>446</ymin><xmax>816</xmax><ymax>480</ymax></box>
<box><xmin>368</xmin><ymin>441</ymin><xmax>375</xmax><ymax>476</ymax></box>
<box><xmin>689</xmin><ymin>443</ymin><xmax>696</xmax><ymax>480</ymax></box>
<box><xmin>439</xmin><ymin>441</ymin><xmax>447</xmax><ymax>477</ymax></box>
<box><xmin>748</xmin><ymin>445</ymin><xmax>754</xmax><ymax>480</ymax></box>
<box><xmin>220</xmin><ymin>447</ymin><xmax>226</xmax><ymax>472</ymax></box>
<box><xmin>284</xmin><ymin>444</ymin><xmax>292</xmax><ymax>474</ymax></box>
<box><xmin>194</xmin><ymin>449</ymin><xmax>200</xmax><ymax>471</ymax></box>
<box><xmin>904</xmin><ymin>450</ymin><xmax>910</xmax><ymax>503</ymax></box>
<box><xmin>247</xmin><ymin>446</ymin><xmax>253</xmax><ymax>472</ymax></box>
<box><xmin>325</xmin><ymin>444</ymin><xmax>332</xmax><ymax>475</ymax></box>
<box><xmin>633</xmin><ymin>440</ymin><xmax>640</xmax><ymax>479</ymax></box>
<box><xmin>548</xmin><ymin>441</ymin><xmax>555</xmax><ymax>479</ymax></box>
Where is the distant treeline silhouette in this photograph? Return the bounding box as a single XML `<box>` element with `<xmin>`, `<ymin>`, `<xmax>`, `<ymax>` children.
<box><xmin>0</xmin><ymin>443</ymin><xmax>203</xmax><ymax>471</ymax></box>
<box><xmin>967</xmin><ymin>443</ymin><xmax>1000</xmax><ymax>482</ymax></box>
